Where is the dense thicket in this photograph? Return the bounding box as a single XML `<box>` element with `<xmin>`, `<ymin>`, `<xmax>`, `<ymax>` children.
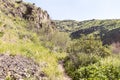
<box><xmin>64</xmin><ymin>35</ymin><xmax>120</xmax><ymax>80</ymax></box>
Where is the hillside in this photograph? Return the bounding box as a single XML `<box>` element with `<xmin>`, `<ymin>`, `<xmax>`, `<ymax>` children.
<box><xmin>54</xmin><ymin>19</ymin><xmax>120</xmax><ymax>44</ymax></box>
<box><xmin>1</xmin><ymin>0</ymin><xmax>120</xmax><ymax>80</ymax></box>
<box><xmin>54</xmin><ymin>19</ymin><xmax>120</xmax><ymax>32</ymax></box>
<box><xmin>55</xmin><ymin>19</ymin><xmax>120</xmax><ymax>80</ymax></box>
<box><xmin>0</xmin><ymin>0</ymin><xmax>69</xmax><ymax>80</ymax></box>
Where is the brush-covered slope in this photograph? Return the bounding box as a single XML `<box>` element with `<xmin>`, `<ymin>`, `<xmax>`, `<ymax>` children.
<box><xmin>56</xmin><ymin>19</ymin><xmax>120</xmax><ymax>80</ymax></box>
<box><xmin>0</xmin><ymin>0</ymin><xmax>56</xmax><ymax>43</ymax></box>
<box><xmin>0</xmin><ymin>0</ymin><xmax>66</xmax><ymax>79</ymax></box>
<box><xmin>54</xmin><ymin>19</ymin><xmax>120</xmax><ymax>44</ymax></box>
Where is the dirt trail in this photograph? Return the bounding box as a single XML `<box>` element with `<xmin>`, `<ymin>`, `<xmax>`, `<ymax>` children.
<box><xmin>58</xmin><ymin>61</ymin><xmax>72</xmax><ymax>80</ymax></box>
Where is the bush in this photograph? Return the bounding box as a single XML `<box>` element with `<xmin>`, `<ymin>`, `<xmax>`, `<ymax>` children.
<box><xmin>40</xmin><ymin>30</ymin><xmax>70</xmax><ymax>52</ymax></box>
<box><xmin>75</xmin><ymin>59</ymin><xmax>120</xmax><ymax>80</ymax></box>
<box><xmin>67</xmin><ymin>35</ymin><xmax>111</xmax><ymax>57</ymax></box>
<box><xmin>64</xmin><ymin>35</ymin><xmax>112</xmax><ymax>80</ymax></box>
<box><xmin>67</xmin><ymin>53</ymin><xmax>100</xmax><ymax>68</ymax></box>
<box><xmin>65</xmin><ymin>55</ymin><xmax>120</xmax><ymax>80</ymax></box>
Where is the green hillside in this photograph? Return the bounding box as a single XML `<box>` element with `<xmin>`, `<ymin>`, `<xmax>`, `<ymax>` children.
<box><xmin>1</xmin><ymin>0</ymin><xmax>120</xmax><ymax>80</ymax></box>
<box><xmin>0</xmin><ymin>0</ymin><xmax>69</xmax><ymax>79</ymax></box>
<box><xmin>54</xmin><ymin>19</ymin><xmax>120</xmax><ymax>32</ymax></box>
<box><xmin>54</xmin><ymin>19</ymin><xmax>120</xmax><ymax>44</ymax></box>
<box><xmin>54</xmin><ymin>19</ymin><xmax>120</xmax><ymax>80</ymax></box>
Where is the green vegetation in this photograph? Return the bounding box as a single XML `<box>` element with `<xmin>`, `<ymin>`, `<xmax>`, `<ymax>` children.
<box><xmin>64</xmin><ymin>35</ymin><xmax>120</xmax><ymax>80</ymax></box>
<box><xmin>54</xmin><ymin>19</ymin><xmax>120</xmax><ymax>32</ymax></box>
<box><xmin>55</xmin><ymin>19</ymin><xmax>120</xmax><ymax>44</ymax></box>
<box><xmin>1</xmin><ymin>0</ymin><xmax>120</xmax><ymax>79</ymax></box>
<box><xmin>0</xmin><ymin>5</ymin><xmax>67</xmax><ymax>79</ymax></box>
<box><xmin>55</xmin><ymin>19</ymin><xmax>120</xmax><ymax>80</ymax></box>
<box><xmin>67</xmin><ymin>35</ymin><xmax>111</xmax><ymax>57</ymax></box>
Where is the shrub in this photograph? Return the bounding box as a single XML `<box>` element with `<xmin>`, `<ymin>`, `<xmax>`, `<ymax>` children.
<box><xmin>40</xmin><ymin>30</ymin><xmax>70</xmax><ymax>52</ymax></box>
<box><xmin>75</xmin><ymin>58</ymin><xmax>120</xmax><ymax>80</ymax></box>
<box><xmin>67</xmin><ymin>35</ymin><xmax>111</xmax><ymax>57</ymax></box>
<box><xmin>64</xmin><ymin>35</ymin><xmax>112</xmax><ymax>79</ymax></box>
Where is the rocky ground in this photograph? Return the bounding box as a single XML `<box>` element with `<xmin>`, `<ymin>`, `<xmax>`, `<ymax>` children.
<box><xmin>0</xmin><ymin>54</ymin><xmax>47</xmax><ymax>80</ymax></box>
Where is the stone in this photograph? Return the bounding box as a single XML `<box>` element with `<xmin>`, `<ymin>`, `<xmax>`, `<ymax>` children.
<box><xmin>0</xmin><ymin>54</ymin><xmax>47</xmax><ymax>79</ymax></box>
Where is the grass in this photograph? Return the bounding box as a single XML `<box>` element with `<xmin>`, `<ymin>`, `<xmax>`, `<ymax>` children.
<box><xmin>0</xmin><ymin>11</ymin><xmax>67</xmax><ymax>79</ymax></box>
<box><xmin>0</xmin><ymin>39</ymin><xmax>67</xmax><ymax>79</ymax></box>
<box><xmin>100</xmin><ymin>54</ymin><xmax>120</xmax><ymax>67</ymax></box>
<box><xmin>1</xmin><ymin>3</ymin><xmax>120</xmax><ymax>79</ymax></box>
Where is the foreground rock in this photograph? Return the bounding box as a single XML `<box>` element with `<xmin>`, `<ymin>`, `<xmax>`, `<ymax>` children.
<box><xmin>0</xmin><ymin>54</ymin><xmax>47</xmax><ymax>80</ymax></box>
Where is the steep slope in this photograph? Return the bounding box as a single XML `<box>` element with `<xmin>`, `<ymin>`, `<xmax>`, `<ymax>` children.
<box><xmin>0</xmin><ymin>0</ymin><xmax>56</xmax><ymax>43</ymax></box>
<box><xmin>0</xmin><ymin>0</ymin><xmax>55</xmax><ymax>32</ymax></box>
<box><xmin>0</xmin><ymin>0</ymin><xmax>66</xmax><ymax>79</ymax></box>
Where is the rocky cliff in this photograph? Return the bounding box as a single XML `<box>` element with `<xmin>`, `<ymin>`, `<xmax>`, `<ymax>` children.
<box><xmin>0</xmin><ymin>0</ymin><xmax>55</xmax><ymax>32</ymax></box>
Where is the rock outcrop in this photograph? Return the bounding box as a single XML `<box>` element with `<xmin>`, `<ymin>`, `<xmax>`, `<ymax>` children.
<box><xmin>0</xmin><ymin>0</ymin><xmax>55</xmax><ymax>32</ymax></box>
